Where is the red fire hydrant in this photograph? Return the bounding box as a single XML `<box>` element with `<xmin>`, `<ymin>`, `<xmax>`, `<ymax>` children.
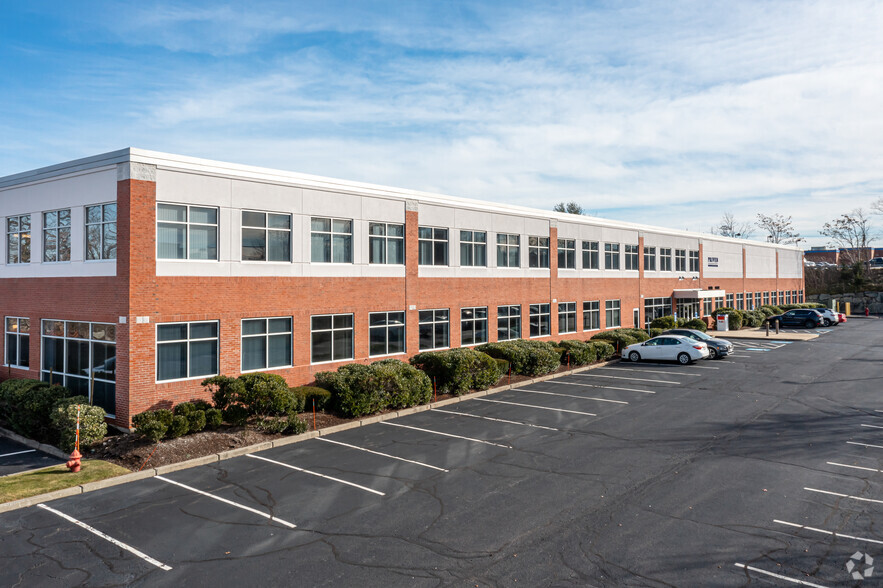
<box><xmin>866</xmin><ymin>307</ymin><xmax>870</xmax><ymax>317</ymax></box>
<box><xmin>66</xmin><ymin>449</ymin><xmax>81</xmax><ymax>473</ymax></box>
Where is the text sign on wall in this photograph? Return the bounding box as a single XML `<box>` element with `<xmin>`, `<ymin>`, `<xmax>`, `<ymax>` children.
<box><xmin>707</xmin><ymin>256</ymin><xmax>719</xmax><ymax>268</ymax></box>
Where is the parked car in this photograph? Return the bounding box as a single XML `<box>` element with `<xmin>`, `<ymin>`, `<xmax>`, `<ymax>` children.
<box><xmin>838</xmin><ymin>312</ymin><xmax>847</xmax><ymax>323</ymax></box>
<box><xmin>766</xmin><ymin>309</ymin><xmax>824</xmax><ymax>328</ymax></box>
<box><xmin>662</xmin><ymin>328</ymin><xmax>734</xmax><ymax>359</ymax></box>
<box><xmin>623</xmin><ymin>335</ymin><xmax>709</xmax><ymax>365</ymax></box>
<box><xmin>816</xmin><ymin>308</ymin><xmax>840</xmax><ymax>327</ymax></box>
<box><xmin>868</xmin><ymin>257</ymin><xmax>883</xmax><ymax>269</ymax></box>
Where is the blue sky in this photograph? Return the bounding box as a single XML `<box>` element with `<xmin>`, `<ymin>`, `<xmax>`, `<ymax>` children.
<box><xmin>3</xmin><ymin>1</ymin><xmax>883</xmax><ymax>246</ymax></box>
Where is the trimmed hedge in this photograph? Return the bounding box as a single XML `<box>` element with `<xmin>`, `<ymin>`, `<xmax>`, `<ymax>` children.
<box><xmin>647</xmin><ymin>328</ymin><xmax>663</xmax><ymax>337</ymax></box>
<box><xmin>292</xmin><ymin>386</ymin><xmax>332</xmax><ymax>412</ymax></box>
<box><xmin>586</xmin><ymin>341</ymin><xmax>616</xmax><ymax>361</ymax></box>
<box><xmin>316</xmin><ymin>359</ymin><xmax>432</xmax><ymax>418</ymax></box>
<box><xmin>0</xmin><ymin>379</ymin><xmax>71</xmax><ymax>442</ymax></box>
<box><xmin>477</xmin><ymin>340</ymin><xmax>561</xmax><ymax>377</ymax></box>
<box><xmin>557</xmin><ymin>340</ymin><xmax>595</xmax><ymax>366</ymax></box>
<box><xmin>410</xmin><ymin>348</ymin><xmax>503</xmax><ymax>395</ymax></box>
<box><xmin>711</xmin><ymin>307</ymin><xmax>744</xmax><ymax>330</ymax></box>
<box><xmin>649</xmin><ymin>315</ymin><xmax>686</xmax><ymax>329</ymax></box>
<box><xmin>589</xmin><ymin>330</ymin><xmax>640</xmax><ymax>351</ymax></box>
<box><xmin>683</xmin><ymin>318</ymin><xmax>708</xmax><ymax>332</ymax></box>
<box><xmin>743</xmin><ymin>310</ymin><xmax>766</xmax><ymax>327</ymax></box>
<box><xmin>201</xmin><ymin>373</ymin><xmax>296</xmax><ymax>418</ymax></box>
<box><xmin>51</xmin><ymin>397</ymin><xmax>108</xmax><ymax>453</ymax></box>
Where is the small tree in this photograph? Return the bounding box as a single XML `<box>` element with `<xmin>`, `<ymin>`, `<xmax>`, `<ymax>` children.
<box><xmin>756</xmin><ymin>213</ymin><xmax>801</xmax><ymax>244</ymax></box>
<box><xmin>872</xmin><ymin>197</ymin><xmax>883</xmax><ymax>215</ymax></box>
<box><xmin>711</xmin><ymin>212</ymin><xmax>753</xmax><ymax>238</ymax></box>
<box><xmin>820</xmin><ymin>209</ymin><xmax>876</xmax><ymax>266</ymax></box>
<box><xmin>553</xmin><ymin>201</ymin><xmax>585</xmax><ymax>215</ymax></box>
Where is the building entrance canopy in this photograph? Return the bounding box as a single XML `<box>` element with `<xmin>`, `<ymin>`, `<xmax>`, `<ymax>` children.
<box><xmin>673</xmin><ymin>289</ymin><xmax>726</xmax><ymax>300</ymax></box>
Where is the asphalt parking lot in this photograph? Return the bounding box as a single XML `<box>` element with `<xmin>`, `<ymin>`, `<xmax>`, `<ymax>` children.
<box><xmin>0</xmin><ymin>318</ymin><xmax>881</xmax><ymax>586</ymax></box>
<box><xmin>0</xmin><ymin>438</ymin><xmax>63</xmax><ymax>477</ymax></box>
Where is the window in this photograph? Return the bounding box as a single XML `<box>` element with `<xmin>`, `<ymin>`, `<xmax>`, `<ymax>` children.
<box><xmin>311</xmin><ymin>314</ymin><xmax>354</xmax><ymax>363</ymax></box>
<box><xmin>42</xmin><ymin>320</ymin><xmax>116</xmax><ymax>414</ymax></box>
<box><xmin>558</xmin><ymin>239</ymin><xmax>576</xmax><ymax>269</ymax></box>
<box><xmin>624</xmin><ymin>245</ymin><xmax>639</xmax><ymax>270</ymax></box>
<box><xmin>703</xmin><ymin>299</ymin><xmax>713</xmax><ymax>316</ymax></box>
<box><xmin>689</xmin><ymin>250</ymin><xmax>700</xmax><ymax>272</ymax></box>
<box><xmin>311</xmin><ymin>217</ymin><xmax>353</xmax><ymax>263</ymax></box>
<box><xmin>736</xmin><ymin>293</ymin><xmax>744</xmax><ymax>310</ymax></box>
<box><xmin>419</xmin><ymin>309</ymin><xmax>449</xmax><ymax>350</ymax></box>
<box><xmin>6</xmin><ymin>214</ymin><xmax>30</xmax><ymax>264</ymax></box>
<box><xmin>763</xmin><ymin>291</ymin><xmax>770</xmax><ymax>305</ymax></box>
<box><xmin>496</xmin><ymin>234</ymin><xmax>520</xmax><ymax>267</ymax></box>
<box><xmin>604</xmin><ymin>243</ymin><xmax>620</xmax><ymax>270</ymax></box>
<box><xmin>558</xmin><ymin>302</ymin><xmax>577</xmax><ymax>334</ymax></box>
<box><xmin>241</xmin><ymin>211</ymin><xmax>291</xmax><ymax>262</ymax></box>
<box><xmin>643</xmin><ymin>298</ymin><xmax>671</xmax><ymax>328</ymax></box>
<box><xmin>461</xmin><ymin>307</ymin><xmax>488</xmax><ymax>346</ymax></box>
<box><xmin>43</xmin><ymin>209</ymin><xmax>71</xmax><ymax>263</ymax></box>
<box><xmin>369</xmin><ymin>311</ymin><xmax>406</xmax><ymax>356</ymax></box>
<box><xmin>583</xmin><ymin>301</ymin><xmax>600</xmax><ymax>331</ymax></box>
<box><xmin>241</xmin><ymin>317</ymin><xmax>292</xmax><ymax>371</ymax></box>
<box><xmin>660</xmin><ymin>248</ymin><xmax>672</xmax><ymax>271</ymax></box>
<box><xmin>528</xmin><ymin>237</ymin><xmax>550</xmax><ymax>268</ymax></box>
<box><xmin>369</xmin><ymin>223</ymin><xmax>405</xmax><ymax>264</ymax></box>
<box><xmin>785</xmin><ymin>291</ymin><xmax>792</xmax><ymax>304</ymax></box>
<box><xmin>529</xmin><ymin>303</ymin><xmax>551</xmax><ymax>337</ymax></box>
<box><xmin>5</xmin><ymin>317</ymin><xmax>29</xmax><ymax>368</ymax></box>
<box><xmin>582</xmin><ymin>241</ymin><xmax>599</xmax><ymax>269</ymax></box>
<box><xmin>157</xmin><ymin>204</ymin><xmax>218</xmax><ymax>260</ymax></box>
<box><xmin>497</xmin><ymin>305</ymin><xmax>521</xmax><ymax>341</ymax></box>
<box><xmin>86</xmin><ymin>203</ymin><xmax>117</xmax><ymax>260</ymax></box>
<box><xmin>754</xmin><ymin>292</ymin><xmax>762</xmax><ymax>308</ymax></box>
<box><xmin>675</xmin><ymin>249</ymin><xmax>687</xmax><ymax>272</ymax></box>
<box><xmin>799</xmin><ymin>290</ymin><xmax>804</xmax><ymax>303</ymax></box>
<box><xmin>156</xmin><ymin>321</ymin><xmax>218</xmax><ymax>382</ymax></box>
<box><xmin>460</xmin><ymin>231</ymin><xmax>487</xmax><ymax>267</ymax></box>
<box><xmin>605</xmin><ymin>300</ymin><xmax>621</xmax><ymax>328</ymax></box>
<box><xmin>726</xmin><ymin>294</ymin><xmax>734</xmax><ymax>308</ymax></box>
<box><xmin>418</xmin><ymin>227</ymin><xmax>448</xmax><ymax>266</ymax></box>
<box><xmin>643</xmin><ymin>246</ymin><xmax>656</xmax><ymax>271</ymax></box>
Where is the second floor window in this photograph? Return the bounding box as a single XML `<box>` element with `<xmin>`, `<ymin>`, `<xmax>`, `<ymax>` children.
<box><xmin>528</xmin><ymin>236</ymin><xmax>550</xmax><ymax>268</ymax></box>
<box><xmin>311</xmin><ymin>218</ymin><xmax>353</xmax><ymax>263</ymax></box>
<box><xmin>558</xmin><ymin>239</ymin><xmax>576</xmax><ymax>269</ymax></box>
<box><xmin>624</xmin><ymin>245</ymin><xmax>639</xmax><ymax>270</ymax></box>
<box><xmin>43</xmin><ymin>209</ymin><xmax>71</xmax><ymax>263</ymax></box>
<box><xmin>689</xmin><ymin>250</ymin><xmax>700</xmax><ymax>272</ymax></box>
<box><xmin>582</xmin><ymin>241</ymin><xmax>599</xmax><ymax>269</ymax></box>
<box><xmin>497</xmin><ymin>233</ymin><xmax>520</xmax><ymax>267</ymax></box>
<box><xmin>660</xmin><ymin>247</ymin><xmax>672</xmax><ymax>271</ymax></box>
<box><xmin>644</xmin><ymin>246</ymin><xmax>656</xmax><ymax>271</ymax></box>
<box><xmin>86</xmin><ymin>203</ymin><xmax>117</xmax><ymax>260</ymax></box>
<box><xmin>675</xmin><ymin>249</ymin><xmax>687</xmax><ymax>272</ymax></box>
<box><xmin>369</xmin><ymin>223</ymin><xmax>404</xmax><ymax>264</ymax></box>
<box><xmin>460</xmin><ymin>230</ymin><xmax>487</xmax><ymax>267</ymax></box>
<box><xmin>6</xmin><ymin>214</ymin><xmax>30</xmax><ymax>264</ymax></box>
<box><xmin>604</xmin><ymin>243</ymin><xmax>620</xmax><ymax>270</ymax></box>
<box><xmin>157</xmin><ymin>204</ymin><xmax>218</xmax><ymax>260</ymax></box>
<box><xmin>242</xmin><ymin>211</ymin><xmax>291</xmax><ymax>262</ymax></box>
<box><xmin>418</xmin><ymin>227</ymin><xmax>448</xmax><ymax>265</ymax></box>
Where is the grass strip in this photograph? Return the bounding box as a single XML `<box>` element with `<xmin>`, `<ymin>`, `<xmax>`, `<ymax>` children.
<box><xmin>0</xmin><ymin>460</ymin><xmax>129</xmax><ymax>503</ymax></box>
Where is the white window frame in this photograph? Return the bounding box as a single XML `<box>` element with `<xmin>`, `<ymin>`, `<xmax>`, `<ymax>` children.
<box><xmin>241</xmin><ymin>210</ymin><xmax>292</xmax><ymax>263</ymax></box>
<box><xmin>240</xmin><ymin>317</ymin><xmax>293</xmax><ymax>372</ymax></box>
<box><xmin>605</xmin><ymin>300</ymin><xmax>621</xmax><ymax>328</ymax></box>
<box><xmin>418</xmin><ymin>227</ymin><xmax>449</xmax><ymax>266</ymax></box>
<box><xmin>418</xmin><ymin>309</ymin><xmax>450</xmax><ymax>350</ymax></box>
<box><xmin>459</xmin><ymin>230</ymin><xmax>487</xmax><ymax>267</ymax></box>
<box><xmin>85</xmin><ymin>202</ymin><xmax>117</xmax><ymax>261</ymax></box>
<box><xmin>156</xmin><ymin>203</ymin><xmax>219</xmax><ymax>261</ymax></box>
<box><xmin>368</xmin><ymin>222</ymin><xmax>405</xmax><ymax>265</ymax></box>
<box><xmin>660</xmin><ymin>248</ymin><xmax>672</xmax><ymax>271</ymax></box>
<box><xmin>311</xmin><ymin>217</ymin><xmax>353</xmax><ymax>264</ymax></box>
<box><xmin>643</xmin><ymin>246</ymin><xmax>656</xmax><ymax>271</ymax></box>
<box><xmin>582</xmin><ymin>241</ymin><xmax>599</xmax><ymax>270</ymax></box>
<box><xmin>43</xmin><ymin>209</ymin><xmax>71</xmax><ymax>263</ymax></box>
<box><xmin>529</xmin><ymin>303</ymin><xmax>551</xmax><ymax>338</ymax></box>
<box><xmin>558</xmin><ymin>239</ymin><xmax>576</xmax><ymax>269</ymax></box>
<box><xmin>460</xmin><ymin>306</ymin><xmax>489</xmax><ymax>346</ymax></box>
<box><xmin>675</xmin><ymin>249</ymin><xmax>687</xmax><ymax>272</ymax></box>
<box><xmin>558</xmin><ymin>302</ymin><xmax>577</xmax><ymax>334</ymax></box>
<box><xmin>604</xmin><ymin>243</ymin><xmax>620</xmax><ymax>270</ymax></box>
<box><xmin>583</xmin><ymin>301</ymin><xmax>600</xmax><ymax>331</ymax></box>
<box><xmin>4</xmin><ymin>317</ymin><xmax>30</xmax><ymax>368</ymax></box>
<box><xmin>497</xmin><ymin>305</ymin><xmax>521</xmax><ymax>341</ymax></box>
<box><xmin>528</xmin><ymin>237</ymin><xmax>550</xmax><ymax>268</ymax></box>
<box><xmin>310</xmin><ymin>313</ymin><xmax>355</xmax><ymax>364</ymax></box>
<box><xmin>368</xmin><ymin>311</ymin><xmax>406</xmax><ymax>357</ymax></box>
<box><xmin>624</xmin><ymin>244</ymin><xmax>639</xmax><ymax>271</ymax></box>
<box><xmin>6</xmin><ymin>214</ymin><xmax>31</xmax><ymax>265</ymax></box>
<box><xmin>156</xmin><ymin>320</ymin><xmax>219</xmax><ymax>382</ymax></box>
<box><xmin>689</xmin><ymin>250</ymin><xmax>700</xmax><ymax>272</ymax></box>
<box><xmin>496</xmin><ymin>233</ymin><xmax>520</xmax><ymax>268</ymax></box>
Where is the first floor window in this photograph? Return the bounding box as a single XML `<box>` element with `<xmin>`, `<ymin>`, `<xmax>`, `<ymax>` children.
<box><xmin>558</xmin><ymin>239</ymin><xmax>576</xmax><ymax>269</ymax></box>
<box><xmin>704</xmin><ymin>299</ymin><xmax>713</xmax><ymax>316</ymax></box>
<box><xmin>241</xmin><ymin>317</ymin><xmax>292</xmax><ymax>371</ymax></box>
<box><xmin>583</xmin><ymin>301</ymin><xmax>600</xmax><ymax>330</ymax></box>
<box><xmin>643</xmin><ymin>298</ymin><xmax>671</xmax><ymax>329</ymax></box>
<box><xmin>460</xmin><ymin>230</ymin><xmax>487</xmax><ymax>267</ymax></box>
<box><xmin>461</xmin><ymin>307</ymin><xmax>488</xmax><ymax>346</ymax></box>
<box><xmin>763</xmin><ymin>291</ymin><xmax>770</xmax><ymax>305</ymax></box>
<box><xmin>726</xmin><ymin>294</ymin><xmax>734</xmax><ymax>308</ymax></box>
<box><xmin>754</xmin><ymin>292</ymin><xmax>762</xmax><ymax>308</ymax></box>
<box><xmin>42</xmin><ymin>320</ymin><xmax>116</xmax><ymax>414</ymax></box>
<box><xmin>529</xmin><ymin>237</ymin><xmax>550</xmax><ymax>268</ymax></box>
<box><xmin>529</xmin><ymin>303</ymin><xmax>551</xmax><ymax>337</ymax></box>
<box><xmin>558</xmin><ymin>302</ymin><xmax>577</xmax><ymax>334</ymax></box>
<box><xmin>6</xmin><ymin>214</ymin><xmax>31</xmax><ymax>264</ymax></box>
<box><xmin>242</xmin><ymin>211</ymin><xmax>291</xmax><ymax>262</ymax></box>
<box><xmin>5</xmin><ymin>317</ymin><xmax>29</xmax><ymax>368</ymax></box>
<box><xmin>660</xmin><ymin>248</ymin><xmax>672</xmax><ymax>271</ymax></box>
<box><xmin>369</xmin><ymin>223</ymin><xmax>405</xmax><ymax>264</ymax></box>
<box><xmin>785</xmin><ymin>291</ymin><xmax>792</xmax><ymax>304</ymax></box>
<box><xmin>311</xmin><ymin>217</ymin><xmax>353</xmax><ymax>263</ymax></box>
<box><xmin>369</xmin><ymin>311</ymin><xmax>406</xmax><ymax>356</ymax></box>
<box><xmin>582</xmin><ymin>241</ymin><xmax>599</xmax><ymax>269</ymax></box>
<box><xmin>624</xmin><ymin>245</ymin><xmax>639</xmax><ymax>270</ymax></box>
<box><xmin>604</xmin><ymin>243</ymin><xmax>620</xmax><ymax>270</ymax></box>
<box><xmin>643</xmin><ymin>246</ymin><xmax>656</xmax><ymax>271</ymax></box>
<box><xmin>311</xmin><ymin>314</ymin><xmax>354</xmax><ymax>363</ymax></box>
<box><xmin>157</xmin><ymin>321</ymin><xmax>218</xmax><ymax>382</ymax></box>
<box><xmin>497</xmin><ymin>234</ymin><xmax>520</xmax><ymax>267</ymax></box>
<box><xmin>43</xmin><ymin>209</ymin><xmax>71</xmax><ymax>263</ymax></box>
<box><xmin>497</xmin><ymin>305</ymin><xmax>521</xmax><ymax>341</ymax></box>
<box><xmin>736</xmin><ymin>293</ymin><xmax>744</xmax><ymax>310</ymax></box>
<box><xmin>157</xmin><ymin>204</ymin><xmax>218</xmax><ymax>260</ymax></box>
<box><xmin>419</xmin><ymin>227</ymin><xmax>449</xmax><ymax>265</ymax></box>
<box><xmin>86</xmin><ymin>203</ymin><xmax>117</xmax><ymax>260</ymax></box>
<box><xmin>605</xmin><ymin>300</ymin><xmax>621</xmax><ymax>328</ymax></box>
<box><xmin>675</xmin><ymin>249</ymin><xmax>687</xmax><ymax>272</ymax></box>
<box><xmin>799</xmin><ymin>290</ymin><xmax>804</xmax><ymax>303</ymax></box>
<box><xmin>419</xmin><ymin>309</ymin><xmax>449</xmax><ymax>350</ymax></box>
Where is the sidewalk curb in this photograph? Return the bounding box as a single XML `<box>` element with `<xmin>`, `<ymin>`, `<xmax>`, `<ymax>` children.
<box><xmin>0</xmin><ymin>427</ymin><xmax>69</xmax><ymax>460</ymax></box>
<box><xmin>0</xmin><ymin>358</ymin><xmax>619</xmax><ymax>513</ymax></box>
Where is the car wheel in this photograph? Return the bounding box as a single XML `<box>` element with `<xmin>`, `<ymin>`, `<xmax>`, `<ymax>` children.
<box><xmin>822</xmin><ymin>318</ymin><xmax>831</xmax><ymax>326</ymax></box>
<box><xmin>628</xmin><ymin>351</ymin><xmax>641</xmax><ymax>362</ymax></box>
<box><xmin>677</xmin><ymin>352</ymin><xmax>691</xmax><ymax>365</ymax></box>
<box><xmin>708</xmin><ymin>347</ymin><xmax>718</xmax><ymax>360</ymax></box>
<box><xmin>805</xmin><ymin>320</ymin><xmax>815</xmax><ymax>328</ymax></box>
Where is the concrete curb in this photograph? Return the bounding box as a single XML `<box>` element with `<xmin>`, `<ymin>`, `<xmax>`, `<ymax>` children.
<box><xmin>710</xmin><ymin>328</ymin><xmax>819</xmax><ymax>341</ymax></box>
<box><xmin>0</xmin><ymin>427</ymin><xmax>69</xmax><ymax>460</ymax></box>
<box><xmin>0</xmin><ymin>358</ymin><xmax>619</xmax><ymax>513</ymax></box>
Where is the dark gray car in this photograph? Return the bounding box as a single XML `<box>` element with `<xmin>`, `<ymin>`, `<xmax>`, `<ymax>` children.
<box><xmin>662</xmin><ymin>328</ymin><xmax>734</xmax><ymax>359</ymax></box>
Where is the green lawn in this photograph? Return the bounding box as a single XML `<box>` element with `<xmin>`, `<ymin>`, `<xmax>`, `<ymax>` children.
<box><xmin>0</xmin><ymin>460</ymin><xmax>130</xmax><ymax>503</ymax></box>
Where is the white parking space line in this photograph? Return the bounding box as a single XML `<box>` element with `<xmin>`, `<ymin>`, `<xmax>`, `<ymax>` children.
<box><xmin>733</xmin><ymin>563</ymin><xmax>826</xmax><ymax>588</ymax></box>
<box><xmin>805</xmin><ymin>487</ymin><xmax>883</xmax><ymax>505</ymax></box>
<box><xmin>827</xmin><ymin>461</ymin><xmax>883</xmax><ymax>474</ymax></box>
<box><xmin>517</xmin><ymin>388</ymin><xmax>628</xmax><ymax>404</ymax></box>
<box><xmin>574</xmin><ymin>373</ymin><xmax>680</xmax><ymax>384</ymax></box>
<box><xmin>316</xmin><ymin>437</ymin><xmax>449</xmax><ymax>472</ymax></box>
<box><xmin>37</xmin><ymin>503</ymin><xmax>173</xmax><ymax>571</ymax></box>
<box><xmin>0</xmin><ymin>449</ymin><xmax>37</xmax><ymax>459</ymax></box>
<box><xmin>774</xmin><ymin>519</ymin><xmax>883</xmax><ymax>546</ymax></box>
<box><xmin>861</xmin><ymin>423</ymin><xmax>883</xmax><ymax>430</ymax></box>
<box><xmin>380</xmin><ymin>421</ymin><xmax>511</xmax><ymax>448</ymax></box>
<box><xmin>555</xmin><ymin>380</ymin><xmax>656</xmax><ymax>394</ymax></box>
<box><xmin>474</xmin><ymin>397</ymin><xmax>597</xmax><ymax>416</ymax></box>
<box><xmin>847</xmin><ymin>441</ymin><xmax>883</xmax><ymax>450</ymax></box>
<box><xmin>597</xmin><ymin>367</ymin><xmax>701</xmax><ymax>377</ymax></box>
<box><xmin>632</xmin><ymin>362</ymin><xmax>719</xmax><ymax>370</ymax></box>
<box><xmin>433</xmin><ymin>409</ymin><xmax>561</xmax><ymax>431</ymax></box>
<box><xmin>246</xmin><ymin>454</ymin><xmax>386</xmax><ymax>496</ymax></box>
<box><xmin>156</xmin><ymin>475</ymin><xmax>299</xmax><ymax>527</ymax></box>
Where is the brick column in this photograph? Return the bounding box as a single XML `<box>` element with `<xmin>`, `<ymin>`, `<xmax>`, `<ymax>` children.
<box><xmin>404</xmin><ymin>201</ymin><xmax>420</xmax><ymax>354</ymax></box>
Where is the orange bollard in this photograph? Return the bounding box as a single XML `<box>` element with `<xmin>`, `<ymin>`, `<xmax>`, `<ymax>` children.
<box><xmin>66</xmin><ymin>449</ymin><xmax>81</xmax><ymax>473</ymax></box>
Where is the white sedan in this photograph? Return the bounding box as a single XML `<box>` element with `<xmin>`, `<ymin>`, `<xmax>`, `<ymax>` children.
<box><xmin>623</xmin><ymin>335</ymin><xmax>709</xmax><ymax>365</ymax></box>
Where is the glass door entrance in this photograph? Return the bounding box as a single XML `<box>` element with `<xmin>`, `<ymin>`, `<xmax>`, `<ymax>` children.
<box><xmin>676</xmin><ymin>298</ymin><xmax>701</xmax><ymax>320</ymax></box>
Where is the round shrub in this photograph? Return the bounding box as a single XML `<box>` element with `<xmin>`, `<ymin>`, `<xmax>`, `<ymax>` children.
<box><xmin>292</xmin><ymin>386</ymin><xmax>332</xmax><ymax>412</ymax></box>
<box><xmin>238</xmin><ymin>373</ymin><xmax>295</xmax><ymax>416</ymax></box>
<box><xmin>138</xmin><ymin>420</ymin><xmax>168</xmax><ymax>443</ymax></box>
<box><xmin>173</xmin><ymin>402</ymin><xmax>195</xmax><ymax>417</ymax></box>
<box><xmin>557</xmin><ymin>340</ymin><xmax>595</xmax><ymax>366</ymax></box>
<box><xmin>409</xmin><ymin>348</ymin><xmax>503</xmax><ymax>395</ymax></box>
<box><xmin>187</xmin><ymin>410</ymin><xmax>206</xmax><ymax>433</ymax></box>
<box><xmin>153</xmin><ymin>409</ymin><xmax>174</xmax><ymax>428</ymax></box>
<box><xmin>317</xmin><ymin>364</ymin><xmax>381</xmax><ymax>417</ymax></box>
<box><xmin>284</xmin><ymin>413</ymin><xmax>309</xmax><ymax>435</ymax></box>
<box><xmin>166</xmin><ymin>415</ymin><xmax>189</xmax><ymax>438</ymax></box>
<box><xmin>371</xmin><ymin>359</ymin><xmax>432</xmax><ymax>409</ymax></box>
<box><xmin>649</xmin><ymin>315</ymin><xmax>677</xmax><ymax>330</ymax></box>
<box><xmin>0</xmin><ymin>379</ymin><xmax>71</xmax><ymax>442</ymax></box>
<box><xmin>613</xmin><ymin>328</ymin><xmax>650</xmax><ymax>342</ymax></box>
<box><xmin>191</xmin><ymin>400</ymin><xmax>212</xmax><ymax>412</ymax></box>
<box><xmin>494</xmin><ymin>358</ymin><xmax>510</xmax><ymax>375</ymax></box>
<box><xmin>711</xmin><ymin>307</ymin><xmax>743</xmax><ymax>330</ymax></box>
<box><xmin>683</xmin><ymin>318</ymin><xmax>708</xmax><ymax>332</ymax></box>
<box><xmin>743</xmin><ymin>310</ymin><xmax>765</xmax><ymax>328</ymax></box>
<box><xmin>756</xmin><ymin>306</ymin><xmax>777</xmax><ymax>317</ymax></box>
<box><xmin>255</xmin><ymin>416</ymin><xmax>289</xmax><ymax>434</ymax></box>
<box><xmin>223</xmin><ymin>404</ymin><xmax>249</xmax><ymax>426</ymax></box>
<box><xmin>477</xmin><ymin>340</ymin><xmax>560</xmax><ymax>377</ymax></box>
<box><xmin>590</xmin><ymin>331</ymin><xmax>640</xmax><ymax>352</ymax></box>
<box><xmin>204</xmin><ymin>408</ymin><xmax>223</xmax><ymax>430</ymax></box>
<box><xmin>201</xmin><ymin>375</ymin><xmax>245</xmax><ymax>411</ymax></box>
<box><xmin>586</xmin><ymin>341</ymin><xmax>616</xmax><ymax>361</ymax></box>
<box><xmin>647</xmin><ymin>328</ymin><xmax>663</xmax><ymax>337</ymax></box>
<box><xmin>50</xmin><ymin>396</ymin><xmax>107</xmax><ymax>452</ymax></box>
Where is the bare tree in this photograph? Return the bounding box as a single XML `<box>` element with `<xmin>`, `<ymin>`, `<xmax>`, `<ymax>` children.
<box><xmin>711</xmin><ymin>212</ymin><xmax>754</xmax><ymax>238</ymax></box>
<box><xmin>820</xmin><ymin>208</ymin><xmax>876</xmax><ymax>265</ymax></box>
<box><xmin>553</xmin><ymin>201</ymin><xmax>585</xmax><ymax>215</ymax></box>
<box><xmin>872</xmin><ymin>197</ymin><xmax>883</xmax><ymax>215</ymax></box>
<box><xmin>755</xmin><ymin>213</ymin><xmax>801</xmax><ymax>244</ymax></box>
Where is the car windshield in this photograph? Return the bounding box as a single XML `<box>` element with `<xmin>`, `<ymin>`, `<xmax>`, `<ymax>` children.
<box><xmin>689</xmin><ymin>330</ymin><xmax>712</xmax><ymax>340</ymax></box>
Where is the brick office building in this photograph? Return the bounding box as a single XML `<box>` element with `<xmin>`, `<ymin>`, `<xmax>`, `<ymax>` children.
<box><xmin>0</xmin><ymin>149</ymin><xmax>805</xmax><ymax>426</ymax></box>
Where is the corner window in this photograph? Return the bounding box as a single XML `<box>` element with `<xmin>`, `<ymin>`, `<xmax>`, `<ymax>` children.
<box><xmin>419</xmin><ymin>309</ymin><xmax>449</xmax><ymax>350</ymax></box>
<box><xmin>624</xmin><ymin>245</ymin><xmax>639</xmax><ymax>270</ymax></box>
<box><xmin>42</xmin><ymin>320</ymin><xmax>116</xmax><ymax>414</ymax></box>
<box><xmin>369</xmin><ymin>311</ymin><xmax>406</xmax><ymax>356</ymax></box>
<box><xmin>369</xmin><ymin>223</ymin><xmax>404</xmax><ymax>264</ymax></box>
<box><xmin>5</xmin><ymin>317</ymin><xmax>29</xmax><ymax>368</ymax></box>
<box><xmin>418</xmin><ymin>227</ymin><xmax>448</xmax><ymax>266</ymax></box>
<box><xmin>643</xmin><ymin>246</ymin><xmax>656</xmax><ymax>271</ymax></box>
<box><xmin>496</xmin><ymin>234</ymin><xmax>520</xmax><ymax>267</ymax></box>
<box><xmin>311</xmin><ymin>314</ymin><xmax>354</xmax><ymax>363</ymax></box>
<box><xmin>736</xmin><ymin>293</ymin><xmax>744</xmax><ymax>310</ymax></box>
<box><xmin>43</xmin><ymin>209</ymin><xmax>71</xmax><ymax>263</ymax></box>
<box><xmin>157</xmin><ymin>321</ymin><xmax>218</xmax><ymax>381</ymax></box>
<box><xmin>689</xmin><ymin>250</ymin><xmax>700</xmax><ymax>272</ymax></box>
<box><xmin>528</xmin><ymin>237</ymin><xmax>550</xmax><ymax>268</ymax></box>
<box><xmin>675</xmin><ymin>249</ymin><xmax>687</xmax><ymax>272</ymax></box>
<box><xmin>660</xmin><ymin>248</ymin><xmax>672</xmax><ymax>271</ymax></box>
<box><xmin>461</xmin><ymin>307</ymin><xmax>488</xmax><ymax>346</ymax></box>
<box><xmin>241</xmin><ymin>317</ymin><xmax>292</xmax><ymax>371</ymax></box>
<box><xmin>242</xmin><ymin>211</ymin><xmax>291</xmax><ymax>262</ymax></box>
<box><xmin>86</xmin><ymin>203</ymin><xmax>117</xmax><ymax>260</ymax></box>
<box><xmin>157</xmin><ymin>204</ymin><xmax>218</xmax><ymax>260</ymax></box>
<box><xmin>6</xmin><ymin>214</ymin><xmax>30</xmax><ymax>264</ymax></box>
<box><xmin>582</xmin><ymin>241</ymin><xmax>599</xmax><ymax>269</ymax></box>
<box><xmin>583</xmin><ymin>301</ymin><xmax>600</xmax><ymax>331</ymax></box>
<box><xmin>558</xmin><ymin>239</ymin><xmax>576</xmax><ymax>269</ymax></box>
<box><xmin>529</xmin><ymin>303</ymin><xmax>551</xmax><ymax>337</ymax></box>
<box><xmin>497</xmin><ymin>305</ymin><xmax>521</xmax><ymax>341</ymax></box>
<box><xmin>643</xmin><ymin>298</ymin><xmax>671</xmax><ymax>329</ymax></box>
<box><xmin>605</xmin><ymin>300</ymin><xmax>621</xmax><ymax>328</ymax></box>
<box><xmin>311</xmin><ymin>217</ymin><xmax>353</xmax><ymax>263</ymax></box>
<box><xmin>460</xmin><ymin>231</ymin><xmax>487</xmax><ymax>267</ymax></box>
<box><xmin>558</xmin><ymin>302</ymin><xmax>577</xmax><ymax>334</ymax></box>
<box><xmin>604</xmin><ymin>243</ymin><xmax>620</xmax><ymax>270</ymax></box>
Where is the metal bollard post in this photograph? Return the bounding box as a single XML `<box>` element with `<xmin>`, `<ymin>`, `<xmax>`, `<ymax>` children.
<box><xmin>766</xmin><ymin>320</ymin><xmax>770</xmax><ymax>336</ymax></box>
<box><xmin>775</xmin><ymin>319</ymin><xmax>780</xmax><ymax>334</ymax></box>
